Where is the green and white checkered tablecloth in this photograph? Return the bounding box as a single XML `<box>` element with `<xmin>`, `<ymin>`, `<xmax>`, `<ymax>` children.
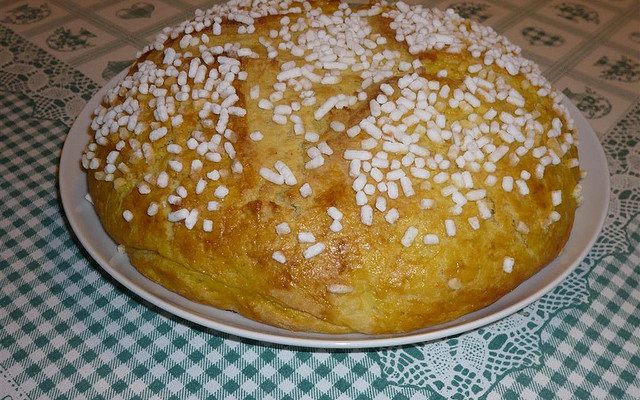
<box><xmin>1</xmin><ymin>0</ymin><xmax>639</xmax><ymax>398</ymax></box>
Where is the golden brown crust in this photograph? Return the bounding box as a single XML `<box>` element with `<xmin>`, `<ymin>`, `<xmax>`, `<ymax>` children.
<box><xmin>84</xmin><ymin>0</ymin><xmax>581</xmax><ymax>333</ymax></box>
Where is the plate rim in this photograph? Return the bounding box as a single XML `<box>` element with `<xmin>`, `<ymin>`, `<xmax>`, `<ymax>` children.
<box><xmin>59</xmin><ymin>70</ymin><xmax>610</xmax><ymax>349</ymax></box>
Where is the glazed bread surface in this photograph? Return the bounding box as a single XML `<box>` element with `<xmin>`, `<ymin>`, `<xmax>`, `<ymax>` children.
<box><xmin>82</xmin><ymin>0</ymin><xmax>582</xmax><ymax>333</ymax></box>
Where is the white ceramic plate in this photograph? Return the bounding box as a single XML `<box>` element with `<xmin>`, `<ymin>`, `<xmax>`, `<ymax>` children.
<box><xmin>60</xmin><ymin>70</ymin><xmax>609</xmax><ymax>349</ymax></box>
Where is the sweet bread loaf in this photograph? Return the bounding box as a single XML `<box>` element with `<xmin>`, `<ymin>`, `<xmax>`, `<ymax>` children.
<box><xmin>82</xmin><ymin>0</ymin><xmax>582</xmax><ymax>333</ymax></box>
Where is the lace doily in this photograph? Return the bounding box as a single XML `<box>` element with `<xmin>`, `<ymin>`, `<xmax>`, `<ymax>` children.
<box><xmin>0</xmin><ymin>26</ymin><xmax>98</xmax><ymax>127</ymax></box>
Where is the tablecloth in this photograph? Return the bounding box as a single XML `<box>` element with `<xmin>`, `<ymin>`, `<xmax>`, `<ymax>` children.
<box><xmin>1</xmin><ymin>0</ymin><xmax>638</xmax><ymax>398</ymax></box>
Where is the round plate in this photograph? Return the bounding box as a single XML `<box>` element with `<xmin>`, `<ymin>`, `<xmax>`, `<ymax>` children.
<box><xmin>59</xmin><ymin>70</ymin><xmax>610</xmax><ymax>349</ymax></box>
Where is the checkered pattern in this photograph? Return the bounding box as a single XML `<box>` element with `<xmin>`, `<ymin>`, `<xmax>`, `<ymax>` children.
<box><xmin>490</xmin><ymin>248</ymin><xmax>640</xmax><ymax>399</ymax></box>
<box><xmin>1</xmin><ymin>1</ymin><xmax>640</xmax><ymax>399</ymax></box>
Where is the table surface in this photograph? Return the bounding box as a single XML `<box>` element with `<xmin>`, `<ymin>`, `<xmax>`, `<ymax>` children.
<box><xmin>1</xmin><ymin>0</ymin><xmax>639</xmax><ymax>399</ymax></box>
